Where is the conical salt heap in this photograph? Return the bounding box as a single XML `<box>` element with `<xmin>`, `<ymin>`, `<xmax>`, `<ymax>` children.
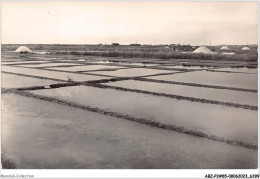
<box><xmin>193</xmin><ymin>46</ymin><xmax>213</xmax><ymax>54</ymax></box>
<box><xmin>15</xmin><ymin>46</ymin><xmax>32</xmax><ymax>53</ymax></box>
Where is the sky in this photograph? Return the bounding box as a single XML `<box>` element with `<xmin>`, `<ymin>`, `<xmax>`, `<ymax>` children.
<box><xmin>2</xmin><ymin>1</ymin><xmax>258</xmax><ymax>45</ymax></box>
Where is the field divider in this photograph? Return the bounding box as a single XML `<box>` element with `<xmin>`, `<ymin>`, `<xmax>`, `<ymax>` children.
<box><xmin>30</xmin><ymin>67</ymin><xmax>116</xmax><ymax>78</ymax></box>
<box><xmin>140</xmin><ymin>66</ymin><xmax>218</xmax><ymax>78</ymax></box>
<box><xmin>40</xmin><ymin>62</ymin><xmax>138</xmax><ymax>69</ymax></box>
<box><xmin>134</xmin><ymin>77</ymin><xmax>257</xmax><ymax>93</ymax></box>
<box><xmin>2</xmin><ymin>76</ymin><xmax>130</xmax><ymax>91</ymax></box>
<box><xmin>75</xmin><ymin>67</ymin><xmax>129</xmax><ymax>73</ymax></box>
<box><xmin>2</xmin><ymin>88</ymin><xmax>257</xmax><ymax>151</ymax></box>
<box><xmin>24</xmin><ymin>65</ymin><xmax>184</xmax><ymax>78</ymax></box>
<box><xmin>83</xmin><ymin>83</ymin><xmax>257</xmax><ymax>110</ymax></box>
<box><xmin>38</xmin><ymin>65</ymin><xmax>131</xmax><ymax>70</ymax></box>
<box><xmin>2</xmin><ymin>62</ymin><xmax>51</xmax><ymax>66</ymax></box>
<box><xmin>142</xmin><ymin>65</ymin><xmax>210</xmax><ymax>72</ymax></box>
<box><xmin>8</xmin><ymin>74</ymin><xmax>257</xmax><ymax>110</ymax></box>
<box><xmin>143</xmin><ymin>66</ymin><xmax>189</xmax><ymax>71</ymax></box>
<box><xmin>70</xmin><ymin>62</ymin><xmax>143</xmax><ymax>69</ymax></box>
<box><xmin>2</xmin><ymin>65</ymin><xmax>116</xmax><ymax>78</ymax></box>
<box><xmin>139</xmin><ymin>71</ymin><xmax>182</xmax><ymax>78</ymax></box>
<box><xmin>36</xmin><ymin>65</ymin><xmax>86</xmax><ymax>69</ymax></box>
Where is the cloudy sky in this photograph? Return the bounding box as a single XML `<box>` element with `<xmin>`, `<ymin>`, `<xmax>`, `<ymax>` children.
<box><xmin>2</xmin><ymin>1</ymin><xmax>258</xmax><ymax>45</ymax></box>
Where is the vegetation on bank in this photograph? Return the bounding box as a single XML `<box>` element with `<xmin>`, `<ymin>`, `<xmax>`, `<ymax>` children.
<box><xmin>2</xmin><ymin>44</ymin><xmax>258</xmax><ymax>62</ymax></box>
<box><xmin>50</xmin><ymin>50</ymin><xmax>258</xmax><ymax>62</ymax></box>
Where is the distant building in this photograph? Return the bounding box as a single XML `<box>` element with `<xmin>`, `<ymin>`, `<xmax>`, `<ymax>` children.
<box><xmin>169</xmin><ymin>44</ymin><xmax>181</xmax><ymax>47</ymax></box>
<box><xmin>112</xmin><ymin>43</ymin><xmax>120</xmax><ymax>46</ymax></box>
<box><xmin>130</xmin><ymin>44</ymin><xmax>141</xmax><ymax>46</ymax></box>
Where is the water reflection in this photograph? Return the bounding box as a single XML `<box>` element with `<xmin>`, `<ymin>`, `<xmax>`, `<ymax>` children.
<box><xmin>19</xmin><ymin>63</ymin><xmax>82</xmax><ymax>68</ymax></box>
<box><xmin>158</xmin><ymin>65</ymin><xmax>210</xmax><ymax>70</ymax></box>
<box><xmin>147</xmin><ymin>70</ymin><xmax>258</xmax><ymax>90</ymax></box>
<box><xmin>93</xmin><ymin>61</ymin><xmax>158</xmax><ymax>67</ymax></box>
<box><xmin>2</xmin><ymin>93</ymin><xmax>257</xmax><ymax>169</ymax></box>
<box><xmin>2</xmin><ymin>66</ymin><xmax>109</xmax><ymax>82</ymax></box>
<box><xmin>214</xmin><ymin>67</ymin><xmax>258</xmax><ymax>74</ymax></box>
<box><xmin>2</xmin><ymin>73</ymin><xmax>58</xmax><ymax>88</ymax></box>
<box><xmin>32</xmin><ymin>85</ymin><xmax>258</xmax><ymax>144</ymax></box>
<box><xmin>49</xmin><ymin>65</ymin><xmax>123</xmax><ymax>72</ymax></box>
<box><xmin>2</xmin><ymin>60</ymin><xmax>48</xmax><ymax>65</ymax></box>
<box><xmin>88</xmin><ymin>68</ymin><xmax>174</xmax><ymax>77</ymax></box>
<box><xmin>105</xmin><ymin>80</ymin><xmax>257</xmax><ymax>106</ymax></box>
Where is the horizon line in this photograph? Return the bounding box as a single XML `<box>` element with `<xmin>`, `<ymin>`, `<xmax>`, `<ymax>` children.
<box><xmin>1</xmin><ymin>43</ymin><xmax>258</xmax><ymax>46</ymax></box>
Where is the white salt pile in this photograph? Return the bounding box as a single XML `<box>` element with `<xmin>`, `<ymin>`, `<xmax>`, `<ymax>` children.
<box><xmin>220</xmin><ymin>46</ymin><xmax>229</xmax><ymax>50</ymax></box>
<box><xmin>15</xmin><ymin>46</ymin><xmax>32</xmax><ymax>53</ymax></box>
<box><xmin>193</xmin><ymin>46</ymin><xmax>213</xmax><ymax>54</ymax></box>
<box><xmin>242</xmin><ymin>47</ymin><xmax>250</xmax><ymax>51</ymax></box>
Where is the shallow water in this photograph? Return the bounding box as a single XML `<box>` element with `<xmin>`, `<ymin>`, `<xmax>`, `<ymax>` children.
<box><xmin>48</xmin><ymin>65</ymin><xmax>124</xmax><ymax>72</ymax></box>
<box><xmin>34</xmin><ymin>51</ymin><xmax>48</xmax><ymax>55</ymax></box>
<box><xmin>2</xmin><ymin>73</ymin><xmax>58</xmax><ymax>88</ymax></box>
<box><xmin>146</xmin><ymin>70</ymin><xmax>258</xmax><ymax>90</ymax></box>
<box><xmin>104</xmin><ymin>80</ymin><xmax>257</xmax><ymax>106</ymax></box>
<box><xmin>2</xmin><ymin>93</ymin><xmax>257</xmax><ymax>169</ymax></box>
<box><xmin>17</xmin><ymin>63</ymin><xmax>83</xmax><ymax>68</ymax></box>
<box><xmin>92</xmin><ymin>61</ymin><xmax>158</xmax><ymax>67</ymax></box>
<box><xmin>2</xmin><ymin>66</ymin><xmax>109</xmax><ymax>82</ymax></box>
<box><xmin>32</xmin><ymin>85</ymin><xmax>258</xmax><ymax>144</ymax></box>
<box><xmin>158</xmin><ymin>65</ymin><xmax>211</xmax><ymax>70</ymax></box>
<box><xmin>1</xmin><ymin>60</ymin><xmax>49</xmax><ymax>65</ymax></box>
<box><xmin>77</xmin><ymin>59</ymin><xmax>86</xmax><ymax>62</ymax></box>
<box><xmin>87</xmin><ymin>68</ymin><xmax>174</xmax><ymax>77</ymax></box>
<box><xmin>213</xmin><ymin>67</ymin><xmax>258</xmax><ymax>74</ymax></box>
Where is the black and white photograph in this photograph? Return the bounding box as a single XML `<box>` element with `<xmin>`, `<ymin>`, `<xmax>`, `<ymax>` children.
<box><xmin>0</xmin><ymin>1</ymin><xmax>259</xmax><ymax>178</ymax></box>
